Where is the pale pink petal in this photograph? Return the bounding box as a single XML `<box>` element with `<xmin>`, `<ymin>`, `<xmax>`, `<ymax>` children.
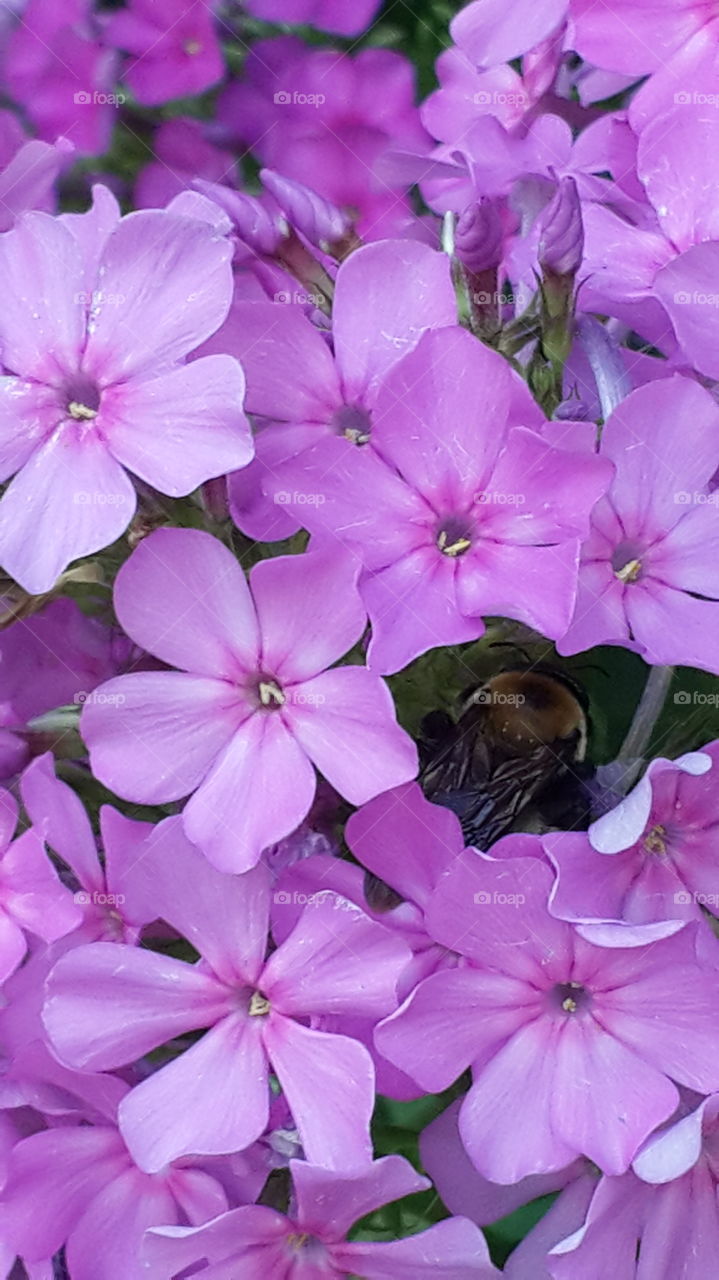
<box><xmin>43</xmin><ymin>943</ymin><xmax>234</xmax><ymax>1069</ymax></box>
<box><xmin>262</xmin><ymin>897</ymin><xmax>410</xmax><ymax>1018</ymax></box>
<box><xmin>66</xmin><ymin>1167</ymin><xmax>180</xmax><ymax>1280</ymax></box>
<box><xmin>264</xmin><ymin>1015</ymin><xmax>375</xmax><ymax>1168</ymax></box>
<box><xmin>335</xmin><ymin>1217</ymin><xmax>499</xmax><ymax>1278</ymax></box>
<box><xmin>333</xmin><ymin>239</ymin><xmax>457</xmax><ymax>403</ymax></box>
<box><xmin>84</xmin><ymin>210</ymin><xmax>234</xmax><ymax>383</ymax></box>
<box><xmin>0</xmin><ymin>212</ymin><xmax>84</xmax><ymax>380</ymax></box>
<box><xmin>292</xmin><ymin>1156</ymin><xmax>428</xmax><ymax>1240</ymax></box>
<box><xmin>285</xmin><ymin>666</ymin><xmax>418</xmax><ymax>803</ymax></box>
<box><xmin>346</xmin><ymin>781</ymin><xmax>463</xmax><ymax>908</ymax></box>
<box><xmin>0</xmin><ymin>378</ymin><xmax>59</xmax><ymax>482</ymax></box>
<box><xmin>250</xmin><ymin>546</ymin><xmax>365</xmax><ymax>683</ymax></box>
<box><xmin>143</xmin><ymin>1207</ymin><xmax>289</xmax><ymax>1280</ymax></box>
<box><xmin>451</xmin><ymin>0</ymin><xmax>567</xmax><ymax>65</ymax></box>
<box><xmin>102</xmin><ymin>356</ymin><xmax>253</xmax><ymax>495</ymax></box>
<box><xmin>0</xmin><ymin>828</ymin><xmax>81</xmax><ymax>945</ymax></box>
<box><xmin>364</xmin><ymin>551</ymin><xmax>482</xmax><ymax>675</ymax></box>
<box><xmin>183</xmin><ymin>713</ymin><xmax>317</xmax><ymax>873</ymax></box>
<box><xmin>456</xmin><ymin>540</ymin><xmax>580</xmax><ymax>641</ymax></box>
<box><xmin>82</xmin><ymin>672</ymin><xmax>245</xmax><ymax>803</ymax></box>
<box><xmin>0</xmin><ymin>424</ymin><xmax>136</xmax><ymax>595</ymax></box>
<box><xmin>120</xmin><ymin>1013</ymin><xmax>268</xmax><ymax>1172</ymax></box>
<box><xmin>20</xmin><ymin>752</ymin><xmax>103</xmax><ymax>892</ymax></box>
<box><xmin>113</xmin><ymin>528</ymin><xmax>260</xmax><ymax>677</ymax></box>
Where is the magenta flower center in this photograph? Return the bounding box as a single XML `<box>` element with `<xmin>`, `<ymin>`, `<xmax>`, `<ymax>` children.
<box><xmin>333</xmin><ymin>402</ymin><xmax>372</xmax><ymax>445</ymax></box>
<box><xmin>611</xmin><ymin>541</ymin><xmax>643</xmax><ymax>583</ymax></box>
<box><xmin>64</xmin><ymin>375</ymin><xmax>101</xmax><ymax>423</ymax></box>
<box><xmin>436</xmin><ymin>515</ymin><xmax>473</xmax><ymax>557</ymax></box>
<box><xmin>552</xmin><ymin>981</ymin><xmax>590</xmax><ymax>1015</ymax></box>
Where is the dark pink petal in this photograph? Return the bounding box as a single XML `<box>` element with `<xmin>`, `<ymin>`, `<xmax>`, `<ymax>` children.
<box><xmin>292</xmin><ymin>1156</ymin><xmax>428</xmax><ymax>1240</ymax></box>
<box><xmin>99</xmin><ymin>805</ymin><xmax>157</xmax><ymax>927</ymax></box>
<box><xmin>334</xmin><ymin>1216</ymin><xmax>499</xmax><ymax>1278</ymax></box>
<box><xmin>456</xmin><ymin>540</ymin><xmax>580</xmax><ymax>641</ymax></box>
<box><xmin>264</xmin><ymin>1014</ymin><xmax>375</xmax><ymax>1168</ymax></box>
<box><xmin>103</xmin><ymin>356</ymin><xmax>253</xmax><ymax>496</ymax></box>
<box><xmin>84</xmin><ymin>210</ymin><xmax>234</xmax><ymax>383</ymax></box>
<box><xmin>460</xmin><ymin>1021</ymin><xmax>579</xmax><ymax>1182</ymax></box>
<box><xmin>143</xmin><ymin>1206</ymin><xmax>289</xmax><ymax>1280</ymax></box>
<box><xmin>113</xmin><ymin>528</ymin><xmax>260</xmax><ymax>677</ymax></box>
<box><xmin>648</xmin><ymin>506</ymin><xmax>719</xmax><ymax>598</ymax></box>
<box><xmin>376</xmin><ymin>968</ymin><xmax>530</xmax><ymax>1093</ymax></box>
<box><xmin>333</xmin><ymin>239</ymin><xmax>457</xmax><ymax>402</ymax></box>
<box><xmin>364</xmin><ymin>550</ymin><xmax>482</xmax><ymax>675</ymax></box>
<box><xmin>66</xmin><ymin>1167</ymin><xmax>180</xmax><ymax>1280</ymax></box>
<box><xmin>120</xmin><ymin>1014</ymin><xmax>268</xmax><ymax>1172</ymax></box>
<box><xmin>655</xmin><ymin>245</ymin><xmax>719</xmax><ymax>380</ymax></box>
<box><xmin>552</xmin><ymin>1017</ymin><xmax>679</xmax><ymax>1174</ymax></box>
<box><xmin>0</xmin><ymin>1126</ymin><xmax>126</xmax><ymax>1261</ymax></box>
<box><xmin>557</xmin><ymin>560</ymin><xmax>630</xmax><ymax>655</ymax></box>
<box><xmin>0</xmin><ymin>911</ymin><xmax>28</xmax><ymax>985</ymax></box>
<box><xmin>82</xmin><ymin>672</ymin><xmax>245</xmax><ymax>803</ymax></box>
<box><xmin>625</xmin><ymin>581</ymin><xmax>719</xmax><ymax>671</ymax></box>
<box><xmin>482</xmin><ymin>428</ymin><xmax>612</xmax><ymax>544</ymax></box>
<box><xmin>184</xmin><ymin>712</ymin><xmax>317</xmax><ymax>873</ymax></box>
<box><xmin>262</xmin><ymin>897</ymin><xmax>410</xmax><ymax>1018</ymax></box>
<box><xmin>250</xmin><ymin>546</ymin><xmax>366</xmax><ymax>683</ymax></box>
<box><xmin>0</xmin><ymin>828</ymin><xmax>81</xmax><ymax>945</ymax></box>
<box><xmin>0</xmin><ymin>423</ymin><xmax>136</xmax><ymax>595</ymax></box>
<box><xmin>285</xmin><ymin>666</ymin><xmax>418</xmax><ymax>803</ymax></box>
<box><xmin>43</xmin><ymin>943</ymin><xmax>234</xmax><ymax>1070</ymax></box>
<box><xmin>346</xmin><ymin>782</ymin><xmax>463</xmax><ymax>907</ymax></box>
<box><xmin>451</xmin><ymin>0</ymin><xmax>566</xmax><ymax>65</ymax></box>
<box><xmin>0</xmin><ymin>212</ymin><xmax>84</xmax><ymax>380</ymax></box>
<box><xmin>201</xmin><ymin>299</ymin><xmax>342</xmax><ymax>423</ymax></box>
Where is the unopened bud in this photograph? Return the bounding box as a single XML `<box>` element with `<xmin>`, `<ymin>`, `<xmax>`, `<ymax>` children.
<box><xmin>260</xmin><ymin>169</ymin><xmax>351</xmax><ymax>251</ymax></box>
<box><xmin>538</xmin><ymin>177</ymin><xmax>584</xmax><ymax>279</ymax></box>
<box><xmin>193</xmin><ymin>180</ymin><xmax>286</xmax><ymax>256</ymax></box>
<box><xmin>454</xmin><ymin>198</ymin><xmax>504</xmax><ymax>275</ymax></box>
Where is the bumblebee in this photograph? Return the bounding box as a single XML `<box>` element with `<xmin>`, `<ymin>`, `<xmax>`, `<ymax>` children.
<box><xmin>419</xmin><ymin>664</ymin><xmax>593</xmax><ymax>848</ymax></box>
<box><xmin>364</xmin><ymin>662</ymin><xmax>594</xmax><ymax>913</ymax></box>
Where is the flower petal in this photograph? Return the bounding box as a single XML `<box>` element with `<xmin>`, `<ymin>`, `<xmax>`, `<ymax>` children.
<box><xmin>0</xmin><ymin>212</ymin><xmax>84</xmax><ymax>380</ymax></box>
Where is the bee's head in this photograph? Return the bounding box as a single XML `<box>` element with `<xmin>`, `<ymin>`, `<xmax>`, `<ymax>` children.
<box><xmin>459</xmin><ymin>665</ymin><xmax>589</xmax><ymax>760</ymax></box>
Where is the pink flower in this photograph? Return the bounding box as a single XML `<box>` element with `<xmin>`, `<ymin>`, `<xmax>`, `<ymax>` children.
<box><xmin>0</xmin><ymin>784</ymin><xmax>79</xmax><ymax>983</ymax></box>
<box><xmin>106</xmin><ymin>0</ymin><xmax>223</xmax><ymax>106</ymax></box>
<box><xmin>82</xmin><ymin>528</ymin><xmax>417</xmax><ymax>873</ymax></box>
<box><xmin>43</xmin><ymin>816</ymin><xmax>411</xmax><ymax>1172</ymax></box>
<box><xmin>134</xmin><ymin>118</ymin><xmax>236</xmax><ymax>210</ymax></box>
<box><xmin>244</xmin><ymin>0</ymin><xmax>383</xmax><ymax>37</ymax></box>
<box><xmin>280</xmin><ymin>326</ymin><xmax>611</xmax><ymax>673</ymax></box>
<box><xmin>3</xmin><ymin>0</ymin><xmax>118</xmax><ymax>155</ymax></box>
<box><xmin>376</xmin><ymin>851</ymin><xmax>719</xmax><ymax>1183</ymax></box>
<box><xmin>557</xmin><ymin>375</ymin><xmax>719</xmax><ymax>671</ymax></box>
<box><xmin>0</xmin><ymin>187</ymin><xmax>253</xmax><ymax>594</ymax></box>
<box><xmin>546</xmin><ymin>747</ymin><xmax>719</xmax><ymax>927</ymax></box>
<box><xmin>144</xmin><ymin>1155</ymin><xmax>499</xmax><ymax>1279</ymax></box>
<box><xmin>451</xmin><ymin>0</ymin><xmax>567</xmax><ymax>66</ymax></box>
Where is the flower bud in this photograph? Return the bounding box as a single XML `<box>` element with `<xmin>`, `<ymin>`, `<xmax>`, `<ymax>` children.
<box><xmin>261</xmin><ymin>169</ymin><xmax>351</xmax><ymax>250</ymax></box>
<box><xmin>454</xmin><ymin>197</ymin><xmax>504</xmax><ymax>275</ymax></box>
<box><xmin>538</xmin><ymin>176</ymin><xmax>584</xmax><ymax>279</ymax></box>
<box><xmin>193</xmin><ymin>179</ymin><xmax>286</xmax><ymax>255</ymax></box>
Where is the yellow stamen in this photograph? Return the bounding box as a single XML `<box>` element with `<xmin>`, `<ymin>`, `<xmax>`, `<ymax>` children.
<box><xmin>249</xmin><ymin>992</ymin><xmax>271</xmax><ymax>1017</ymax></box>
<box><xmin>615</xmin><ymin>558</ymin><xmax>642</xmax><ymax>583</ymax></box>
<box><xmin>184</xmin><ymin>39</ymin><xmax>203</xmax><ymax>55</ymax></box>
<box><xmin>288</xmin><ymin>1234</ymin><xmax>309</xmax><ymax>1250</ymax></box>
<box><xmin>562</xmin><ymin>997</ymin><xmax>578</xmax><ymax>1013</ymax></box>
<box><xmin>644</xmin><ymin>824</ymin><xmax>667</xmax><ymax>855</ymax></box>
<box><xmin>258</xmin><ymin>680</ymin><xmax>285</xmax><ymax>707</ymax></box>
<box><xmin>68</xmin><ymin>401</ymin><xmax>97</xmax><ymax>421</ymax></box>
<box><xmin>344</xmin><ymin>427</ymin><xmax>370</xmax><ymax>445</ymax></box>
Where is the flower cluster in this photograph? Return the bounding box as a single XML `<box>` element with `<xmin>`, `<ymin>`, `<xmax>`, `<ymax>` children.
<box><xmin>0</xmin><ymin>1</ymin><xmax>718</xmax><ymax>1278</ymax></box>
